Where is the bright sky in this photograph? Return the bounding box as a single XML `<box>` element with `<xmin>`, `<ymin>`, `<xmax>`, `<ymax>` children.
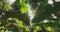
<box><xmin>48</xmin><ymin>0</ymin><xmax>60</xmax><ymax>4</ymax></box>
<box><xmin>7</xmin><ymin>0</ymin><xmax>16</xmax><ymax>5</ymax></box>
<box><xmin>55</xmin><ymin>0</ymin><xmax>60</xmax><ymax>2</ymax></box>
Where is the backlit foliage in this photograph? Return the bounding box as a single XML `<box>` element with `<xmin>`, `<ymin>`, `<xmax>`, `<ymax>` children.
<box><xmin>0</xmin><ymin>0</ymin><xmax>60</xmax><ymax>32</ymax></box>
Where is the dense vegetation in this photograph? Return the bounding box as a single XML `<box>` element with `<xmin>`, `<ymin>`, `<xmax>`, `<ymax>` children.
<box><xmin>0</xmin><ymin>0</ymin><xmax>60</xmax><ymax>32</ymax></box>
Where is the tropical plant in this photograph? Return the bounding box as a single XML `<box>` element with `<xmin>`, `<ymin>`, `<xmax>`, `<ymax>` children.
<box><xmin>0</xmin><ymin>0</ymin><xmax>60</xmax><ymax>32</ymax></box>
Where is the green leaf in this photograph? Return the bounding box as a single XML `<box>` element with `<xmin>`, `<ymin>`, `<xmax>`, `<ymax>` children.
<box><xmin>0</xmin><ymin>1</ymin><xmax>4</xmax><ymax>14</ymax></box>
<box><xmin>4</xmin><ymin>4</ymin><xmax>11</xmax><ymax>11</ymax></box>
<box><xmin>3</xmin><ymin>1</ymin><xmax>11</xmax><ymax>11</ymax></box>
<box><xmin>0</xmin><ymin>21</ymin><xmax>1</xmax><ymax>24</ymax></box>
<box><xmin>0</xmin><ymin>2</ymin><xmax>3</xmax><ymax>9</ymax></box>
<box><xmin>20</xmin><ymin>0</ymin><xmax>28</xmax><ymax>14</ymax></box>
<box><xmin>12</xmin><ymin>18</ymin><xmax>24</xmax><ymax>27</ymax></box>
<box><xmin>16</xmin><ymin>0</ymin><xmax>28</xmax><ymax>14</ymax></box>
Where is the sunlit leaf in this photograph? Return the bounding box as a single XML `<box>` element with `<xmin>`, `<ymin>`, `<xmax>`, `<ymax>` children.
<box><xmin>4</xmin><ymin>3</ymin><xmax>11</xmax><ymax>11</ymax></box>
<box><xmin>12</xmin><ymin>18</ymin><xmax>24</xmax><ymax>27</ymax></box>
<box><xmin>8</xmin><ymin>31</ymin><xmax>13</xmax><ymax>32</ymax></box>
<box><xmin>47</xmin><ymin>27</ymin><xmax>52</xmax><ymax>31</ymax></box>
<box><xmin>25</xmin><ymin>26</ymin><xmax>29</xmax><ymax>31</ymax></box>
<box><xmin>20</xmin><ymin>0</ymin><xmax>28</xmax><ymax>14</ymax></box>
<box><xmin>0</xmin><ymin>21</ymin><xmax>1</xmax><ymax>24</ymax></box>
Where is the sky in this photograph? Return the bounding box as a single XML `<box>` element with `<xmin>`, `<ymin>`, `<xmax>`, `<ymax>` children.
<box><xmin>6</xmin><ymin>0</ymin><xmax>16</xmax><ymax>5</ymax></box>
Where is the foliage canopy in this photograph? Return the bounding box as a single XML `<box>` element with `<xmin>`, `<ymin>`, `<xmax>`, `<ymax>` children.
<box><xmin>0</xmin><ymin>0</ymin><xmax>60</xmax><ymax>32</ymax></box>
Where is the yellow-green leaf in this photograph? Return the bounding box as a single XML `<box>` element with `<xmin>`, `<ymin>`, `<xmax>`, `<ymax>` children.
<box><xmin>20</xmin><ymin>0</ymin><xmax>28</xmax><ymax>14</ymax></box>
